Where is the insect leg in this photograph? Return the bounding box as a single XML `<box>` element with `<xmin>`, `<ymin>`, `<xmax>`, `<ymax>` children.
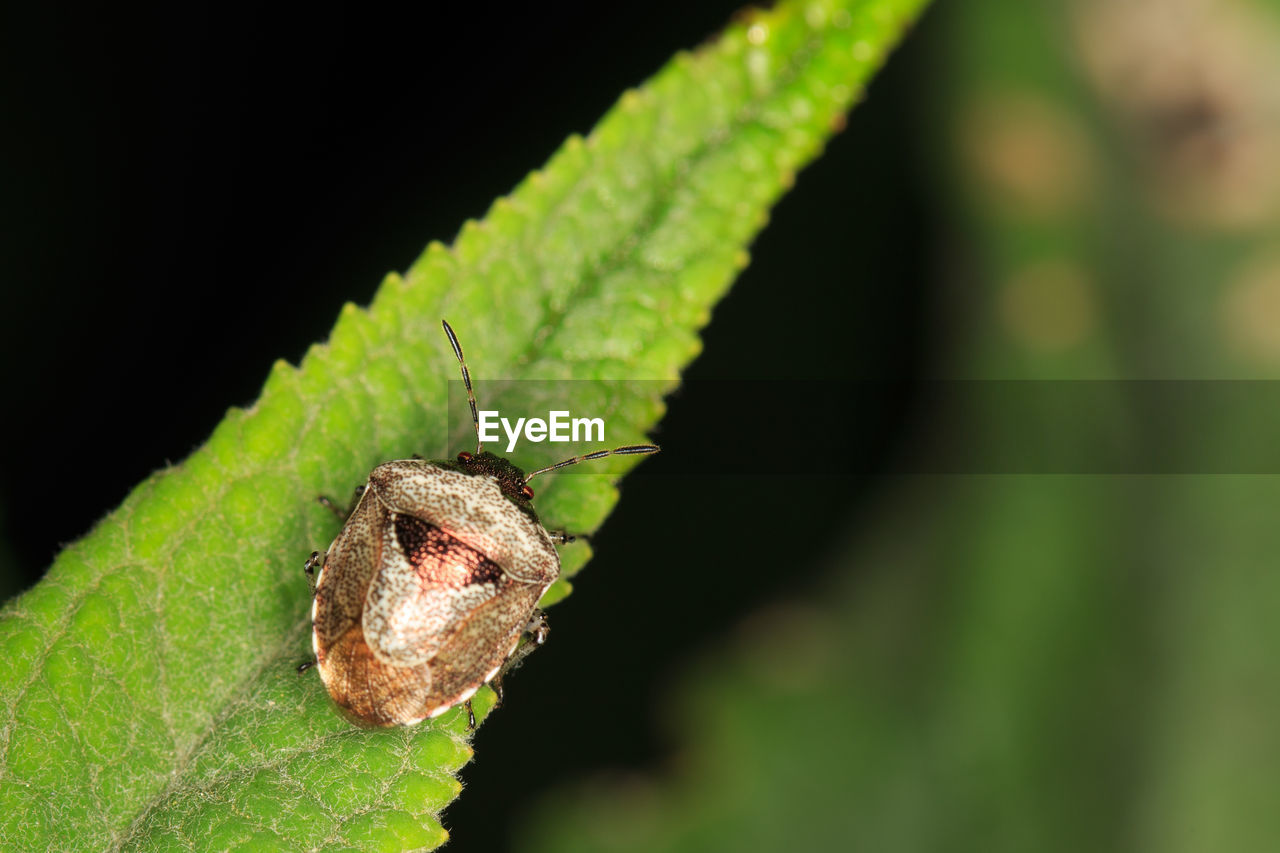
<box><xmin>464</xmin><ymin>700</ymin><xmax>477</xmax><ymax>731</ymax></box>
<box><xmin>523</xmin><ymin>609</ymin><xmax>551</xmax><ymax>646</ymax></box>
<box><xmin>489</xmin><ymin>609</ymin><xmax>551</xmax><ymax>708</ymax></box>
<box><xmin>316</xmin><ymin>484</ymin><xmax>366</xmax><ymax>520</ymax></box>
<box><xmin>548</xmin><ymin>530</ymin><xmax>596</xmax><ymax>546</ymax></box>
<box><xmin>316</xmin><ymin>495</ymin><xmax>346</xmax><ymax>519</ymax></box>
<box><xmin>296</xmin><ymin>658</ymin><xmax>316</xmax><ymax>674</ymax></box>
<box><xmin>303</xmin><ymin>550</ymin><xmax>325</xmax><ymax>595</ymax></box>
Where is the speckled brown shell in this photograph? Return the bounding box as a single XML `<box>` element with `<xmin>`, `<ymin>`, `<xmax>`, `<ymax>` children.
<box><xmin>311</xmin><ymin>460</ymin><xmax>559</xmax><ymax>726</ymax></box>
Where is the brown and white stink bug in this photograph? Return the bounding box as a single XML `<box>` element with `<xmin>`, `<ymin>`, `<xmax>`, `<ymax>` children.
<box><xmin>301</xmin><ymin>320</ymin><xmax>659</xmax><ymax>728</ymax></box>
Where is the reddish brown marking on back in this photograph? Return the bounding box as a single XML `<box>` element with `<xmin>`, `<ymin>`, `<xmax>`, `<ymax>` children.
<box><xmin>392</xmin><ymin>513</ymin><xmax>505</xmax><ymax>590</ymax></box>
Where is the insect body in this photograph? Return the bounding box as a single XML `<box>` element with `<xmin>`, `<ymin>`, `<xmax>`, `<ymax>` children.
<box><xmin>304</xmin><ymin>321</ymin><xmax>658</xmax><ymax>727</ymax></box>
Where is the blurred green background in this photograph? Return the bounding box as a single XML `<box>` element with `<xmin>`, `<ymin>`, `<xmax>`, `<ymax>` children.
<box><xmin>5</xmin><ymin>0</ymin><xmax>1280</xmax><ymax>850</ymax></box>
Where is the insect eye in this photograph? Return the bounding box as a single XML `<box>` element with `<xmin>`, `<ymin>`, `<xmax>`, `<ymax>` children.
<box><xmin>520</xmin><ymin>484</ymin><xmax>535</xmax><ymax>499</ymax></box>
<box><xmin>458</xmin><ymin>451</ymin><xmax>474</xmax><ymax>463</ymax></box>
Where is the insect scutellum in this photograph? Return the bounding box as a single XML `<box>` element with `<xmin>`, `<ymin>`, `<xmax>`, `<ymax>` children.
<box><xmin>440</xmin><ymin>319</ymin><xmax>660</xmax><ymax>498</ymax></box>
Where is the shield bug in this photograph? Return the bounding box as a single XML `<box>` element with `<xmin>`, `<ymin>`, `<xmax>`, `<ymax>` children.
<box><xmin>302</xmin><ymin>320</ymin><xmax>659</xmax><ymax>728</ymax></box>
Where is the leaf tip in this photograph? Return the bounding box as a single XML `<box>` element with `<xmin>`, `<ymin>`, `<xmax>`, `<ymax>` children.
<box><xmin>672</xmin><ymin>48</ymin><xmax>696</xmax><ymax>68</ymax></box>
<box><xmin>619</xmin><ymin>88</ymin><xmax>645</xmax><ymax>111</ymax></box>
<box><xmin>270</xmin><ymin>358</ymin><xmax>295</xmax><ymax>379</ymax></box>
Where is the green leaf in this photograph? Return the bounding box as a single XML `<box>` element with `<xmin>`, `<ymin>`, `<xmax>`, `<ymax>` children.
<box><xmin>0</xmin><ymin>0</ymin><xmax>929</xmax><ymax>849</ymax></box>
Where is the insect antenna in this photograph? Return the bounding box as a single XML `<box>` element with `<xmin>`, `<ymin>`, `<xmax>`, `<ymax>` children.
<box><xmin>441</xmin><ymin>319</ymin><xmax>483</xmax><ymax>453</ymax></box>
<box><xmin>524</xmin><ymin>444</ymin><xmax>661</xmax><ymax>483</ymax></box>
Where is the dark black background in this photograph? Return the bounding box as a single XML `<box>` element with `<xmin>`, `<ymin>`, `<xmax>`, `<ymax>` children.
<box><xmin>2</xmin><ymin>3</ymin><xmax>939</xmax><ymax>849</ymax></box>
